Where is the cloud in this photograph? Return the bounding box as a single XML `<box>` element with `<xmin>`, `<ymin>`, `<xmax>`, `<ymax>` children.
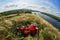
<box><xmin>0</xmin><ymin>0</ymin><xmax>59</xmax><ymax>16</ymax></box>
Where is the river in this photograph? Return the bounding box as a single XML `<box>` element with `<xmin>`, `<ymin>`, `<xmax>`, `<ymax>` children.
<box><xmin>33</xmin><ymin>12</ymin><xmax>60</xmax><ymax>30</ymax></box>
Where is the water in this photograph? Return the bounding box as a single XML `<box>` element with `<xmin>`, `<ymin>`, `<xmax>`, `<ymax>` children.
<box><xmin>34</xmin><ymin>12</ymin><xmax>60</xmax><ymax>30</ymax></box>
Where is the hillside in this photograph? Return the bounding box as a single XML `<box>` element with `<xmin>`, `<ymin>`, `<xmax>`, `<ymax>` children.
<box><xmin>0</xmin><ymin>13</ymin><xmax>60</xmax><ymax>40</ymax></box>
<box><xmin>0</xmin><ymin>9</ymin><xmax>32</xmax><ymax>16</ymax></box>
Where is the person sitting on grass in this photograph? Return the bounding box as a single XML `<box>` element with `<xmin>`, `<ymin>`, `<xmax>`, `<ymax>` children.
<box><xmin>20</xmin><ymin>26</ymin><xmax>29</xmax><ymax>36</ymax></box>
<box><xmin>29</xmin><ymin>23</ymin><xmax>39</xmax><ymax>36</ymax></box>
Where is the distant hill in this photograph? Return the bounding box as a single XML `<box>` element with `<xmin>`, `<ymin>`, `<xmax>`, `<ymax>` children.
<box><xmin>0</xmin><ymin>9</ymin><xmax>60</xmax><ymax>22</ymax></box>
<box><xmin>0</xmin><ymin>9</ymin><xmax>40</xmax><ymax>16</ymax></box>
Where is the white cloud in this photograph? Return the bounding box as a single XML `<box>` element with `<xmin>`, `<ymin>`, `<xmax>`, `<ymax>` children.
<box><xmin>0</xmin><ymin>2</ymin><xmax>57</xmax><ymax>12</ymax></box>
<box><xmin>0</xmin><ymin>0</ymin><xmax>60</xmax><ymax>17</ymax></box>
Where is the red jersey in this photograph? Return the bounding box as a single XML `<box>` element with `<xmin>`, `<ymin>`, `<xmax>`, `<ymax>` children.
<box><xmin>29</xmin><ymin>24</ymin><xmax>36</xmax><ymax>35</ymax></box>
<box><xmin>23</xmin><ymin>30</ymin><xmax>29</xmax><ymax>36</ymax></box>
<box><xmin>20</xmin><ymin>26</ymin><xmax>29</xmax><ymax>36</ymax></box>
<box><xmin>20</xmin><ymin>26</ymin><xmax>26</xmax><ymax>32</ymax></box>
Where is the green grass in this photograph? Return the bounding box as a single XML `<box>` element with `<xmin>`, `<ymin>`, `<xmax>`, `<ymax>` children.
<box><xmin>0</xmin><ymin>13</ymin><xmax>60</xmax><ymax>40</ymax></box>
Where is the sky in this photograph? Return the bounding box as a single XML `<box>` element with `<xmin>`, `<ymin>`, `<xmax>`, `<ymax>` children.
<box><xmin>49</xmin><ymin>0</ymin><xmax>60</xmax><ymax>10</ymax></box>
<box><xmin>0</xmin><ymin>0</ymin><xmax>60</xmax><ymax>13</ymax></box>
<box><xmin>0</xmin><ymin>0</ymin><xmax>60</xmax><ymax>9</ymax></box>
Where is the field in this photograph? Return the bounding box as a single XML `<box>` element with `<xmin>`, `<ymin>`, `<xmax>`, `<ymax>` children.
<box><xmin>0</xmin><ymin>13</ymin><xmax>60</xmax><ymax>40</ymax></box>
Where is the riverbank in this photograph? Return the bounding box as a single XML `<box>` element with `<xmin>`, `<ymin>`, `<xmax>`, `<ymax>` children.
<box><xmin>41</xmin><ymin>12</ymin><xmax>60</xmax><ymax>22</ymax></box>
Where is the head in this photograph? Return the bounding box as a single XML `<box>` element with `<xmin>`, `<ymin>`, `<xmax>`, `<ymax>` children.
<box><xmin>33</xmin><ymin>22</ymin><xmax>37</xmax><ymax>27</ymax></box>
<box><xmin>21</xmin><ymin>25</ymin><xmax>25</xmax><ymax>28</ymax></box>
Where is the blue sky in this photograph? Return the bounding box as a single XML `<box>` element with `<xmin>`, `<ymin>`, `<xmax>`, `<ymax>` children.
<box><xmin>49</xmin><ymin>0</ymin><xmax>60</xmax><ymax>10</ymax></box>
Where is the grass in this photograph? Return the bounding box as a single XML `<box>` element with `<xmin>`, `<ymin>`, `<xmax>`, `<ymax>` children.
<box><xmin>0</xmin><ymin>13</ymin><xmax>60</xmax><ymax>40</ymax></box>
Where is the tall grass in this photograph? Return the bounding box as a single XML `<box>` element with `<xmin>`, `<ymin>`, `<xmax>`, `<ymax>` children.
<box><xmin>0</xmin><ymin>14</ymin><xmax>60</xmax><ymax>40</ymax></box>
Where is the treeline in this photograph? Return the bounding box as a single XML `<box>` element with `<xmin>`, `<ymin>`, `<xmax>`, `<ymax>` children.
<box><xmin>41</xmin><ymin>12</ymin><xmax>60</xmax><ymax>22</ymax></box>
<box><xmin>0</xmin><ymin>9</ymin><xmax>32</xmax><ymax>16</ymax></box>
